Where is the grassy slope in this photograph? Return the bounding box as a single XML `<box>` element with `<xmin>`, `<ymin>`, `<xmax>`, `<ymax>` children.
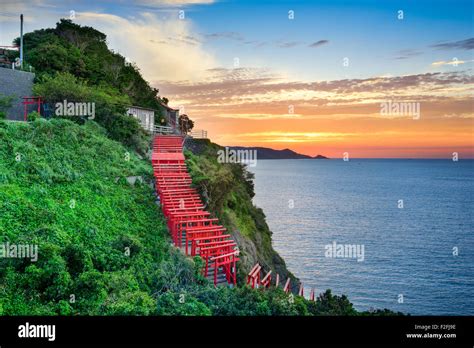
<box><xmin>0</xmin><ymin>119</ymin><xmax>200</xmax><ymax>315</ymax></box>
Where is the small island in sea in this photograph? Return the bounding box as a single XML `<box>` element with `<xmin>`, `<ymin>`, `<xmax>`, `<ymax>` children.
<box><xmin>228</xmin><ymin>146</ymin><xmax>329</xmax><ymax>160</ymax></box>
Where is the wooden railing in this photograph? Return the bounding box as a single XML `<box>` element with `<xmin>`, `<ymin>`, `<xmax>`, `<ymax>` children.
<box><xmin>189</xmin><ymin>129</ymin><xmax>208</xmax><ymax>139</ymax></box>
<box><xmin>153</xmin><ymin>125</ymin><xmax>174</xmax><ymax>135</ymax></box>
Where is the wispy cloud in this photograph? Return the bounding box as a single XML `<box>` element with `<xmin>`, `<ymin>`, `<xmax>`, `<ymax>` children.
<box><xmin>201</xmin><ymin>33</ymin><xmax>329</xmax><ymax>50</ymax></box>
<box><xmin>277</xmin><ymin>41</ymin><xmax>301</xmax><ymax>48</ymax></box>
<box><xmin>231</xmin><ymin>131</ymin><xmax>358</xmax><ymax>143</ymax></box>
<box><xmin>215</xmin><ymin>113</ymin><xmax>304</xmax><ymax>120</ymax></box>
<box><xmin>156</xmin><ymin>68</ymin><xmax>474</xmax><ymax>136</ymax></box>
<box><xmin>134</xmin><ymin>0</ymin><xmax>216</xmax><ymax>7</ymax></box>
<box><xmin>430</xmin><ymin>38</ymin><xmax>474</xmax><ymax>50</ymax></box>
<box><xmin>204</xmin><ymin>31</ymin><xmax>244</xmax><ymax>41</ymax></box>
<box><xmin>390</xmin><ymin>39</ymin><xmax>474</xmax><ymax>61</ymax></box>
<box><xmin>432</xmin><ymin>59</ymin><xmax>473</xmax><ymax>66</ymax></box>
<box><xmin>394</xmin><ymin>49</ymin><xmax>423</xmax><ymax>60</ymax></box>
<box><xmin>75</xmin><ymin>12</ymin><xmax>216</xmax><ymax>82</ymax></box>
<box><xmin>308</xmin><ymin>40</ymin><xmax>329</xmax><ymax>48</ymax></box>
<box><xmin>159</xmin><ymin>69</ymin><xmax>474</xmax><ymax>99</ymax></box>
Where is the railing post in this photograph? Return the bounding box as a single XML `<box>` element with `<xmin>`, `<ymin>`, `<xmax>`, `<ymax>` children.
<box><xmin>214</xmin><ymin>260</ymin><xmax>217</xmax><ymax>286</ymax></box>
<box><xmin>233</xmin><ymin>260</ymin><xmax>237</xmax><ymax>286</ymax></box>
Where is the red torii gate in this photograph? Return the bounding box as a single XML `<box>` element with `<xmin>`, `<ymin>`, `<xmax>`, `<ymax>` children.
<box><xmin>22</xmin><ymin>96</ymin><xmax>42</xmax><ymax>121</ymax></box>
<box><xmin>247</xmin><ymin>263</ymin><xmax>262</xmax><ymax>288</ymax></box>
<box><xmin>261</xmin><ymin>270</ymin><xmax>272</xmax><ymax>288</ymax></box>
<box><xmin>246</xmin><ymin>263</ymin><xmax>271</xmax><ymax>289</ymax></box>
<box><xmin>310</xmin><ymin>288</ymin><xmax>315</xmax><ymax>301</ymax></box>
<box><xmin>283</xmin><ymin>278</ymin><xmax>291</xmax><ymax>293</ymax></box>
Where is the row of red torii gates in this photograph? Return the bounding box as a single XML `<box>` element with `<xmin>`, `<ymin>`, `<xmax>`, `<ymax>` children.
<box><xmin>152</xmin><ymin>135</ymin><xmax>239</xmax><ymax>285</ymax></box>
<box><xmin>152</xmin><ymin>135</ymin><xmax>318</xmax><ymax>300</ymax></box>
<box><xmin>247</xmin><ymin>263</ymin><xmax>316</xmax><ymax>301</ymax></box>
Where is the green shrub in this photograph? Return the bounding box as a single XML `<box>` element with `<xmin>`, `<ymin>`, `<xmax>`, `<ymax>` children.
<box><xmin>156</xmin><ymin>292</ymin><xmax>211</xmax><ymax>316</ymax></box>
<box><xmin>0</xmin><ymin>94</ymin><xmax>13</xmax><ymax>119</ymax></box>
<box><xmin>27</xmin><ymin>111</ymin><xmax>40</xmax><ymax>122</ymax></box>
<box><xmin>0</xmin><ymin>120</ymin><xmax>160</xmax><ymax>315</ymax></box>
<box><xmin>32</xmin><ymin>72</ymin><xmax>149</xmax><ymax>154</ymax></box>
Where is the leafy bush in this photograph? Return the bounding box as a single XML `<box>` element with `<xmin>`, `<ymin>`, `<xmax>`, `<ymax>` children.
<box><xmin>33</xmin><ymin>72</ymin><xmax>94</xmax><ymax>104</ymax></box>
<box><xmin>0</xmin><ymin>119</ymin><xmax>166</xmax><ymax>315</ymax></box>
<box><xmin>178</xmin><ymin>114</ymin><xmax>194</xmax><ymax>134</ymax></box>
<box><xmin>32</xmin><ymin>72</ymin><xmax>149</xmax><ymax>154</ymax></box>
<box><xmin>27</xmin><ymin>111</ymin><xmax>40</xmax><ymax>122</ymax></box>
<box><xmin>17</xmin><ymin>19</ymin><xmax>164</xmax><ymax>153</ymax></box>
<box><xmin>156</xmin><ymin>292</ymin><xmax>211</xmax><ymax>316</ymax></box>
<box><xmin>0</xmin><ymin>94</ymin><xmax>13</xmax><ymax>120</ymax></box>
<box><xmin>310</xmin><ymin>290</ymin><xmax>357</xmax><ymax>316</ymax></box>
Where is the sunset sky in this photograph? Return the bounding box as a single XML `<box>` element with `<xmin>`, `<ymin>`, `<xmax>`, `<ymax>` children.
<box><xmin>1</xmin><ymin>0</ymin><xmax>473</xmax><ymax>158</ymax></box>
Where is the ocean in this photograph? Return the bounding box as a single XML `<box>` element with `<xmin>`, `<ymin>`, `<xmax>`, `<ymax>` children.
<box><xmin>249</xmin><ymin>159</ymin><xmax>474</xmax><ymax>315</ymax></box>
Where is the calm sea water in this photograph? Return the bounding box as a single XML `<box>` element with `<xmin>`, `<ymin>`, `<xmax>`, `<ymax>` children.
<box><xmin>249</xmin><ymin>159</ymin><xmax>474</xmax><ymax>315</ymax></box>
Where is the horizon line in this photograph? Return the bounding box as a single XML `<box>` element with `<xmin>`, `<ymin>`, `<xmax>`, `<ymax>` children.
<box><xmin>255</xmin><ymin>157</ymin><xmax>474</xmax><ymax>160</ymax></box>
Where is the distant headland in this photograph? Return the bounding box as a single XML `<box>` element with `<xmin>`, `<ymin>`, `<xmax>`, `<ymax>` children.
<box><xmin>228</xmin><ymin>146</ymin><xmax>329</xmax><ymax>160</ymax></box>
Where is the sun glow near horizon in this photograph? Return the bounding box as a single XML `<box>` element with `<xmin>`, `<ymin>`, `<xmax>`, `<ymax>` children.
<box><xmin>160</xmin><ymin>67</ymin><xmax>473</xmax><ymax>159</ymax></box>
<box><xmin>213</xmin><ymin>127</ymin><xmax>474</xmax><ymax>159</ymax></box>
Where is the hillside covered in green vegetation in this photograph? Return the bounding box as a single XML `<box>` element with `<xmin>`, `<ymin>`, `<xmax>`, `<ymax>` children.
<box><xmin>0</xmin><ymin>119</ymin><xmax>375</xmax><ymax>316</ymax></box>
<box><xmin>8</xmin><ymin>19</ymin><xmax>172</xmax><ymax>155</ymax></box>
<box><xmin>15</xmin><ymin>19</ymin><xmax>164</xmax><ymax>111</ymax></box>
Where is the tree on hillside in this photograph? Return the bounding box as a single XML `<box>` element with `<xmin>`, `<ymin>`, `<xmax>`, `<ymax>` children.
<box><xmin>14</xmin><ymin>19</ymin><xmax>164</xmax><ymax>110</ymax></box>
<box><xmin>178</xmin><ymin>114</ymin><xmax>194</xmax><ymax>134</ymax></box>
<box><xmin>10</xmin><ymin>19</ymin><xmax>173</xmax><ymax>154</ymax></box>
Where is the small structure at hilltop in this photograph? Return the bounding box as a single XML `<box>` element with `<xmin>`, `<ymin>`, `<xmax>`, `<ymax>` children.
<box><xmin>126</xmin><ymin>102</ymin><xmax>181</xmax><ymax>135</ymax></box>
<box><xmin>127</xmin><ymin>106</ymin><xmax>155</xmax><ymax>132</ymax></box>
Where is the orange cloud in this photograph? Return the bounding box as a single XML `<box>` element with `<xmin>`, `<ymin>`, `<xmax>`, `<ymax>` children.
<box><xmin>154</xmin><ymin>56</ymin><xmax>474</xmax><ymax>158</ymax></box>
